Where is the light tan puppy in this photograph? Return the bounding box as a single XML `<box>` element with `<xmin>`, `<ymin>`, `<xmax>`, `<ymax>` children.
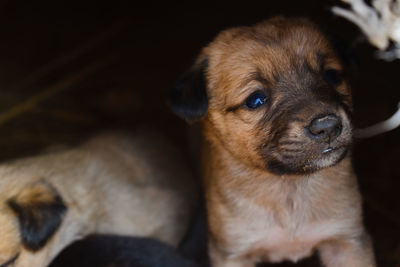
<box><xmin>0</xmin><ymin>131</ymin><xmax>195</xmax><ymax>267</ymax></box>
<box><xmin>170</xmin><ymin>17</ymin><xmax>375</xmax><ymax>267</ymax></box>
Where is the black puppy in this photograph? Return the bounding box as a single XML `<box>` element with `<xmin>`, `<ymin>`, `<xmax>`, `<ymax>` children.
<box><xmin>49</xmin><ymin>235</ymin><xmax>200</xmax><ymax>267</ymax></box>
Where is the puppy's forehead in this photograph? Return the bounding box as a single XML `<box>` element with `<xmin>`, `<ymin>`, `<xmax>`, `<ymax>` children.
<box><xmin>205</xmin><ymin>18</ymin><xmax>340</xmax><ymax>101</ymax></box>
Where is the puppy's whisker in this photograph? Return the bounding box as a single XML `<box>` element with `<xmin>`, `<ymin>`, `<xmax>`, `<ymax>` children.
<box><xmin>280</xmin><ymin>148</ymin><xmax>304</xmax><ymax>153</ymax></box>
<box><xmin>278</xmin><ymin>140</ymin><xmax>304</xmax><ymax>146</ymax></box>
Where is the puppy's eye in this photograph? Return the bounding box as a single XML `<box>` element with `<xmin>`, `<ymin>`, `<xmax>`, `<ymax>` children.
<box><xmin>245</xmin><ymin>92</ymin><xmax>267</xmax><ymax>109</ymax></box>
<box><xmin>323</xmin><ymin>69</ymin><xmax>342</xmax><ymax>87</ymax></box>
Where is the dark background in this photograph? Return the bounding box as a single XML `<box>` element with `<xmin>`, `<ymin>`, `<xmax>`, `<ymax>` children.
<box><xmin>0</xmin><ymin>0</ymin><xmax>399</xmax><ymax>266</ymax></box>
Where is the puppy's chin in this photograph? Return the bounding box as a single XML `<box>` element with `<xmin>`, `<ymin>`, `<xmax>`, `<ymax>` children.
<box><xmin>266</xmin><ymin>146</ymin><xmax>349</xmax><ymax>175</ymax></box>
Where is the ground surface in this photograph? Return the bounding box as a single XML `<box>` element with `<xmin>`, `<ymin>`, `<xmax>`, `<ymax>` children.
<box><xmin>0</xmin><ymin>1</ymin><xmax>399</xmax><ymax>266</ymax></box>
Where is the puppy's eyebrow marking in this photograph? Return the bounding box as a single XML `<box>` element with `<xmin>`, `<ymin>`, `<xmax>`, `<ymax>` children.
<box><xmin>234</xmin><ymin>71</ymin><xmax>270</xmax><ymax>99</ymax></box>
<box><xmin>239</xmin><ymin>70</ymin><xmax>270</xmax><ymax>89</ymax></box>
<box><xmin>318</xmin><ymin>52</ymin><xmax>342</xmax><ymax>72</ymax></box>
<box><xmin>226</xmin><ymin>70</ymin><xmax>270</xmax><ymax>113</ymax></box>
<box><xmin>253</xmin><ymin>71</ymin><xmax>270</xmax><ymax>87</ymax></box>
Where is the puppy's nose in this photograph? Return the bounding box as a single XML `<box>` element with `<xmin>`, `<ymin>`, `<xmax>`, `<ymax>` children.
<box><xmin>307</xmin><ymin>114</ymin><xmax>342</xmax><ymax>142</ymax></box>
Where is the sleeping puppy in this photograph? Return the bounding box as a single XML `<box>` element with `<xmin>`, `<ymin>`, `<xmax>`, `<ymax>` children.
<box><xmin>0</xmin><ymin>131</ymin><xmax>195</xmax><ymax>267</ymax></box>
<box><xmin>49</xmin><ymin>234</ymin><xmax>200</xmax><ymax>267</ymax></box>
<box><xmin>170</xmin><ymin>17</ymin><xmax>376</xmax><ymax>266</ymax></box>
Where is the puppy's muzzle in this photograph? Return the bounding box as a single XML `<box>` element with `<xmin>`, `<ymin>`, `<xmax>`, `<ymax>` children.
<box><xmin>306</xmin><ymin>114</ymin><xmax>343</xmax><ymax>143</ymax></box>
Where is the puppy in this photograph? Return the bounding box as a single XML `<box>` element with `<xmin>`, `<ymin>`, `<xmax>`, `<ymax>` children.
<box><xmin>170</xmin><ymin>17</ymin><xmax>375</xmax><ymax>267</ymax></box>
<box><xmin>0</xmin><ymin>131</ymin><xmax>195</xmax><ymax>267</ymax></box>
<box><xmin>49</xmin><ymin>234</ymin><xmax>200</xmax><ymax>267</ymax></box>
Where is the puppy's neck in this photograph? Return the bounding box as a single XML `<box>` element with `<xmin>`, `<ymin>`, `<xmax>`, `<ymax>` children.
<box><xmin>202</xmin><ymin>131</ymin><xmax>356</xmax><ymax>221</ymax></box>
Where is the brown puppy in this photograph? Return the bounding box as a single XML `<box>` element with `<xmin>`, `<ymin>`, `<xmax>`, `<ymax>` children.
<box><xmin>170</xmin><ymin>17</ymin><xmax>375</xmax><ymax>266</ymax></box>
<box><xmin>0</xmin><ymin>131</ymin><xmax>195</xmax><ymax>267</ymax></box>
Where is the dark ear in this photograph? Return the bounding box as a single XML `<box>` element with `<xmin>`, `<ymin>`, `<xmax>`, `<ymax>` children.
<box><xmin>169</xmin><ymin>58</ymin><xmax>209</xmax><ymax>122</ymax></box>
<box><xmin>7</xmin><ymin>180</ymin><xmax>67</xmax><ymax>251</ymax></box>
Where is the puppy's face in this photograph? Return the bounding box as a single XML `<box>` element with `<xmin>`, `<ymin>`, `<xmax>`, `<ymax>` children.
<box><xmin>171</xmin><ymin>17</ymin><xmax>353</xmax><ymax>175</ymax></box>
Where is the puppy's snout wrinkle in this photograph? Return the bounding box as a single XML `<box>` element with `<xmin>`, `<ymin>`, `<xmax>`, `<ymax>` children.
<box><xmin>307</xmin><ymin>114</ymin><xmax>342</xmax><ymax>142</ymax></box>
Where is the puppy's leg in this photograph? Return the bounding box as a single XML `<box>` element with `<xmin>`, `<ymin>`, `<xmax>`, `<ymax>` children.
<box><xmin>318</xmin><ymin>232</ymin><xmax>375</xmax><ymax>267</ymax></box>
<box><xmin>209</xmin><ymin>241</ymin><xmax>254</xmax><ymax>267</ymax></box>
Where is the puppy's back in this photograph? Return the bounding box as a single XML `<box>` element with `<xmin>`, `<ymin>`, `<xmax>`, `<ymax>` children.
<box><xmin>0</xmin><ymin>131</ymin><xmax>195</xmax><ymax>247</ymax></box>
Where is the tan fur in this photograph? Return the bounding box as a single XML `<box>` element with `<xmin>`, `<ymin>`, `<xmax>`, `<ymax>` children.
<box><xmin>0</xmin><ymin>131</ymin><xmax>195</xmax><ymax>267</ymax></box>
<box><xmin>195</xmin><ymin>18</ymin><xmax>375</xmax><ymax>266</ymax></box>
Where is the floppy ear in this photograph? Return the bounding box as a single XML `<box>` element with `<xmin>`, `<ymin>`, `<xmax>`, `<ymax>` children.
<box><xmin>7</xmin><ymin>180</ymin><xmax>67</xmax><ymax>251</ymax></box>
<box><xmin>169</xmin><ymin>57</ymin><xmax>209</xmax><ymax>122</ymax></box>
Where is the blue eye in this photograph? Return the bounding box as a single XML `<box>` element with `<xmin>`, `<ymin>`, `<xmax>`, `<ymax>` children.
<box><xmin>245</xmin><ymin>93</ymin><xmax>267</xmax><ymax>109</ymax></box>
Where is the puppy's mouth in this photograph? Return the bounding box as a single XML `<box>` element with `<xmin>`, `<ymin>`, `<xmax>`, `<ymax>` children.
<box><xmin>322</xmin><ymin>147</ymin><xmax>335</xmax><ymax>154</ymax></box>
<box><xmin>322</xmin><ymin>144</ymin><xmax>347</xmax><ymax>155</ymax></box>
<box><xmin>264</xmin><ymin>138</ymin><xmax>350</xmax><ymax>175</ymax></box>
<box><xmin>266</xmin><ymin>148</ymin><xmax>348</xmax><ymax>175</ymax></box>
<box><xmin>317</xmin><ymin>145</ymin><xmax>348</xmax><ymax>166</ymax></box>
